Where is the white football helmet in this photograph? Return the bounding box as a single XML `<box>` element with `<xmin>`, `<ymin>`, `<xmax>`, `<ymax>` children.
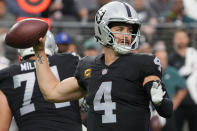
<box><xmin>18</xmin><ymin>30</ymin><xmax>58</xmax><ymax>60</ymax></box>
<box><xmin>94</xmin><ymin>1</ymin><xmax>141</xmax><ymax>54</ymax></box>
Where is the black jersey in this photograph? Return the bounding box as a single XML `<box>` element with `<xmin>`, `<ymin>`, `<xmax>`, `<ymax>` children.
<box><xmin>0</xmin><ymin>53</ymin><xmax>82</xmax><ymax>131</ymax></box>
<box><xmin>75</xmin><ymin>53</ymin><xmax>162</xmax><ymax>131</ymax></box>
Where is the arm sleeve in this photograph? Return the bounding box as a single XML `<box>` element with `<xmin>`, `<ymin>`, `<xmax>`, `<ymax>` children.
<box><xmin>154</xmin><ymin>96</ymin><xmax>173</xmax><ymax>118</ymax></box>
<box><xmin>144</xmin><ymin>80</ymin><xmax>173</xmax><ymax>118</ymax></box>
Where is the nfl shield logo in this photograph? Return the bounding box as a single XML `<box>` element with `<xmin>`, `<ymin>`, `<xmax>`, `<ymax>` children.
<box><xmin>102</xmin><ymin>68</ymin><xmax>108</xmax><ymax>75</ymax></box>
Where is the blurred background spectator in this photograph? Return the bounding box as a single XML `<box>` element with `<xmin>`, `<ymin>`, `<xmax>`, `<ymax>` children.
<box><xmin>153</xmin><ymin>40</ymin><xmax>166</xmax><ymax>52</ymax></box>
<box><xmin>131</xmin><ymin>0</ymin><xmax>157</xmax><ymax>43</ymax></box>
<box><xmin>134</xmin><ymin>34</ymin><xmax>153</xmax><ymax>54</ymax></box>
<box><xmin>82</xmin><ymin>37</ymin><xmax>102</xmax><ymax>56</ymax></box>
<box><xmin>0</xmin><ymin>0</ymin><xmax>16</xmax><ymax>34</ymax></box>
<box><xmin>182</xmin><ymin>0</ymin><xmax>197</xmax><ymax>21</ymax></box>
<box><xmin>169</xmin><ymin>29</ymin><xmax>197</xmax><ymax>131</ymax></box>
<box><xmin>76</xmin><ymin>0</ymin><xmax>112</xmax><ymax>22</ymax></box>
<box><xmin>75</xmin><ymin>0</ymin><xmax>97</xmax><ymax>23</ymax></box>
<box><xmin>131</xmin><ymin>0</ymin><xmax>157</xmax><ymax>23</ymax></box>
<box><xmin>5</xmin><ymin>0</ymin><xmax>33</xmax><ymax>17</ymax></box>
<box><xmin>137</xmin><ymin>42</ymin><xmax>152</xmax><ymax>54</ymax></box>
<box><xmin>161</xmin><ymin>0</ymin><xmax>196</xmax><ymax>25</ymax></box>
<box><xmin>148</xmin><ymin>0</ymin><xmax>174</xmax><ymax>22</ymax></box>
<box><xmin>42</xmin><ymin>0</ymin><xmax>78</xmax><ymax>22</ymax></box>
<box><xmin>0</xmin><ymin>34</ymin><xmax>9</xmax><ymax>69</ymax></box>
<box><xmin>56</xmin><ymin>32</ymin><xmax>78</xmax><ymax>53</ymax></box>
<box><xmin>0</xmin><ymin>0</ymin><xmax>15</xmax><ymax>21</ymax></box>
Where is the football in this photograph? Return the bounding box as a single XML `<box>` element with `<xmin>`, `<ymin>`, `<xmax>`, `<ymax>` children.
<box><xmin>5</xmin><ymin>18</ymin><xmax>48</xmax><ymax>49</ymax></box>
<box><xmin>150</xmin><ymin>115</ymin><xmax>162</xmax><ymax>131</ymax></box>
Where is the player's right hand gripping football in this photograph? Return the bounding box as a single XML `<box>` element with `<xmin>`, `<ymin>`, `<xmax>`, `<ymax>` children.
<box><xmin>33</xmin><ymin>37</ymin><xmax>45</xmax><ymax>53</ymax></box>
<box><xmin>151</xmin><ymin>81</ymin><xmax>166</xmax><ymax>106</ymax></box>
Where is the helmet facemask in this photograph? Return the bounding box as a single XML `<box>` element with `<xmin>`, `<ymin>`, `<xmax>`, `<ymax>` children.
<box><xmin>109</xmin><ymin>22</ymin><xmax>140</xmax><ymax>54</ymax></box>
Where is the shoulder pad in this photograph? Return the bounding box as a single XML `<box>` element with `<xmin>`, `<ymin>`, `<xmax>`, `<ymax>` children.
<box><xmin>80</xmin><ymin>56</ymin><xmax>96</xmax><ymax>65</ymax></box>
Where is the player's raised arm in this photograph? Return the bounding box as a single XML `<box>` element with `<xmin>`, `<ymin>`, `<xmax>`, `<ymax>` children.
<box><xmin>33</xmin><ymin>37</ymin><xmax>86</xmax><ymax>102</ymax></box>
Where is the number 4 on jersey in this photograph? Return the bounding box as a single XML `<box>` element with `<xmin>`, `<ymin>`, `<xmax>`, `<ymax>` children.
<box><xmin>93</xmin><ymin>81</ymin><xmax>116</xmax><ymax>123</ymax></box>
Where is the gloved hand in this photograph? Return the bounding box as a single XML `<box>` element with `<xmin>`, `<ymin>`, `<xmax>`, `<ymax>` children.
<box><xmin>151</xmin><ymin>81</ymin><xmax>166</xmax><ymax>105</ymax></box>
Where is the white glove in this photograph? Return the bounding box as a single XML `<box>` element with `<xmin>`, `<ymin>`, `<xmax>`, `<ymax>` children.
<box><xmin>151</xmin><ymin>81</ymin><xmax>166</xmax><ymax>105</ymax></box>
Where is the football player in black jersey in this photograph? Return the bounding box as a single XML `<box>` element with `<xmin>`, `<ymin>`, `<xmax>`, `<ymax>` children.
<box><xmin>33</xmin><ymin>1</ymin><xmax>173</xmax><ymax>131</ymax></box>
<box><xmin>0</xmin><ymin>31</ymin><xmax>82</xmax><ymax>131</ymax></box>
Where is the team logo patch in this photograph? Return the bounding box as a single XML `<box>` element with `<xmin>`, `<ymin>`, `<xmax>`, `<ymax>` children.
<box><xmin>95</xmin><ymin>9</ymin><xmax>106</xmax><ymax>24</ymax></box>
<box><xmin>84</xmin><ymin>68</ymin><xmax>91</xmax><ymax>78</ymax></box>
<box><xmin>102</xmin><ymin>68</ymin><xmax>108</xmax><ymax>75</ymax></box>
<box><xmin>17</xmin><ymin>0</ymin><xmax>51</xmax><ymax>14</ymax></box>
